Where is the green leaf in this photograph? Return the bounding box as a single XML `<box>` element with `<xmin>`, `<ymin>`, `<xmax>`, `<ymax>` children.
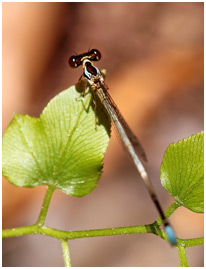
<box><xmin>2</xmin><ymin>85</ymin><xmax>111</xmax><ymax>197</ymax></box>
<box><xmin>160</xmin><ymin>131</ymin><xmax>204</xmax><ymax>213</ymax></box>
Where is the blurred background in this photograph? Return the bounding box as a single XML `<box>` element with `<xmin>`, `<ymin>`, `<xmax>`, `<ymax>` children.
<box><xmin>2</xmin><ymin>2</ymin><xmax>203</xmax><ymax>267</ymax></box>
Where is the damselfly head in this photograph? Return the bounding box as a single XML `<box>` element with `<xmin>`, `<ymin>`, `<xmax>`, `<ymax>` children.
<box><xmin>68</xmin><ymin>49</ymin><xmax>101</xmax><ymax>68</ymax></box>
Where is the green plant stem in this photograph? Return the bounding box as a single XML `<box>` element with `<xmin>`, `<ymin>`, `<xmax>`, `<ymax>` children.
<box><xmin>61</xmin><ymin>239</ymin><xmax>71</xmax><ymax>267</ymax></box>
<box><xmin>181</xmin><ymin>237</ymin><xmax>204</xmax><ymax>247</ymax></box>
<box><xmin>2</xmin><ymin>199</ymin><xmax>203</xmax><ymax>268</ymax></box>
<box><xmin>178</xmin><ymin>245</ymin><xmax>188</xmax><ymax>267</ymax></box>
<box><xmin>156</xmin><ymin>200</ymin><xmax>180</xmax><ymax>226</ymax></box>
<box><xmin>2</xmin><ymin>223</ymin><xmax>204</xmax><ymax>249</ymax></box>
<box><xmin>2</xmin><ymin>224</ymin><xmax>153</xmax><ymax>240</ymax></box>
<box><xmin>164</xmin><ymin>200</ymin><xmax>180</xmax><ymax>218</ymax></box>
<box><xmin>36</xmin><ymin>186</ymin><xmax>55</xmax><ymax>226</ymax></box>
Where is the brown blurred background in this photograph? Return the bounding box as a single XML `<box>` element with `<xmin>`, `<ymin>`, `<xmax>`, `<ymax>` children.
<box><xmin>2</xmin><ymin>2</ymin><xmax>203</xmax><ymax>267</ymax></box>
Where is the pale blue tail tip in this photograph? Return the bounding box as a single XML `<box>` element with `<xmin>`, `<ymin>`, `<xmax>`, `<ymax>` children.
<box><xmin>165</xmin><ymin>226</ymin><xmax>177</xmax><ymax>245</ymax></box>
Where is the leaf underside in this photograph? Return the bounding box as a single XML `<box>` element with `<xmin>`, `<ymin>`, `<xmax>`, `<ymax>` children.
<box><xmin>3</xmin><ymin>85</ymin><xmax>111</xmax><ymax>197</ymax></box>
<box><xmin>160</xmin><ymin>131</ymin><xmax>204</xmax><ymax>213</ymax></box>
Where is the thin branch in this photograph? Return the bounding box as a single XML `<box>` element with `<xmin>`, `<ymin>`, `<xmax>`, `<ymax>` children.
<box><xmin>178</xmin><ymin>245</ymin><xmax>188</xmax><ymax>267</ymax></box>
<box><xmin>2</xmin><ymin>223</ymin><xmax>157</xmax><ymax>240</ymax></box>
<box><xmin>179</xmin><ymin>237</ymin><xmax>204</xmax><ymax>247</ymax></box>
<box><xmin>61</xmin><ymin>239</ymin><xmax>71</xmax><ymax>267</ymax></box>
<box><xmin>36</xmin><ymin>186</ymin><xmax>55</xmax><ymax>226</ymax></box>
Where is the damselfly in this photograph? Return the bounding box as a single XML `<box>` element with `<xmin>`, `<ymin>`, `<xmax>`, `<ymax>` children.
<box><xmin>69</xmin><ymin>49</ymin><xmax>177</xmax><ymax>245</ymax></box>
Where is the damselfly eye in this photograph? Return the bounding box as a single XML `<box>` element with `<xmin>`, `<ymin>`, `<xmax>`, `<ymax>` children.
<box><xmin>68</xmin><ymin>55</ymin><xmax>78</xmax><ymax>68</ymax></box>
<box><xmin>68</xmin><ymin>55</ymin><xmax>83</xmax><ymax>68</ymax></box>
<box><xmin>89</xmin><ymin>49</ymin><xmax>101</xmax><ymax>61</ymax></box>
